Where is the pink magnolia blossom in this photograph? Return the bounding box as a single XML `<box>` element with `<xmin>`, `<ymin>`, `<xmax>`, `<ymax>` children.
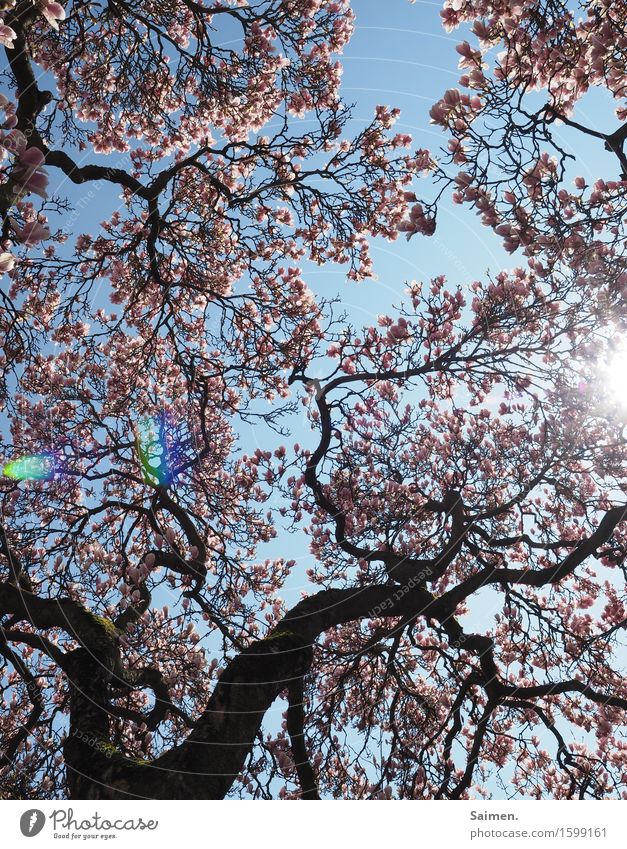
<box><xmin>0</xmin><ymin>251</ymin><xmax>15</xmax><ymax>273</ymax></box>
<box><xmin>10</xmin><ymin>218</ymin><xmax>51</xmax><ymax>245</ymax></box>
<box><xmin>39</xmin><ymin>0</ymin><xmax>65</xmax><ymax>29</ymax></box>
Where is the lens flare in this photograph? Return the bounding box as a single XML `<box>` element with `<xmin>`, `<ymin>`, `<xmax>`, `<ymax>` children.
<box><xmin>134</xmin><ymin>416</ymin><xmax>171</xmax><ymax>486</ymax></box>
<box><xmin>2</xmin><ymin>454</ymin><xmax>55</xmax><ymax>480</ymax></box>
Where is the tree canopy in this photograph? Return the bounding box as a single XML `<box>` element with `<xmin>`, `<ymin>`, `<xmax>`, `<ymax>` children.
<box><xmin>0</xmin><ymin>0</ymin><xmax>626</xmax><ymax>800</ymax></box>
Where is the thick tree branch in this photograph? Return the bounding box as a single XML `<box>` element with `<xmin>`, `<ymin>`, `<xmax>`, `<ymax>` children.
<box><xmin>439</xmin><ymin>505</ymin><xmax>627</xmax><ymax>609</ymax></box>
<box><xmin>286</xmin><ymin>678</ymin><xmax>320</xmax><ymax>800</ymax></box>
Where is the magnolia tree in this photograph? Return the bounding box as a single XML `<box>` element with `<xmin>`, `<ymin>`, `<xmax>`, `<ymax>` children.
<box><xmin>0</xmin><ymin>0</ymin><xmax>626</xmax><ymax>801</ymax></box>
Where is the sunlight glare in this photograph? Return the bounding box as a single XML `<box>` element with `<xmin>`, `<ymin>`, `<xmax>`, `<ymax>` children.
<box><xmin>604</xmin><ymin>345</ymin><xmax>627</xmax><ymax>408</ymax></box>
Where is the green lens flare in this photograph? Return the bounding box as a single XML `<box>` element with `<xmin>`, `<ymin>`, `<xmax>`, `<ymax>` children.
<box><xmin>135</xmin><ymin>417</ymin><xmax>171</xmax><ymax>487</ymax></box>
<box><xmin>2</xmin><ymin>454</ymin><xmax>55</xmax><ymax>480</ymax></box>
